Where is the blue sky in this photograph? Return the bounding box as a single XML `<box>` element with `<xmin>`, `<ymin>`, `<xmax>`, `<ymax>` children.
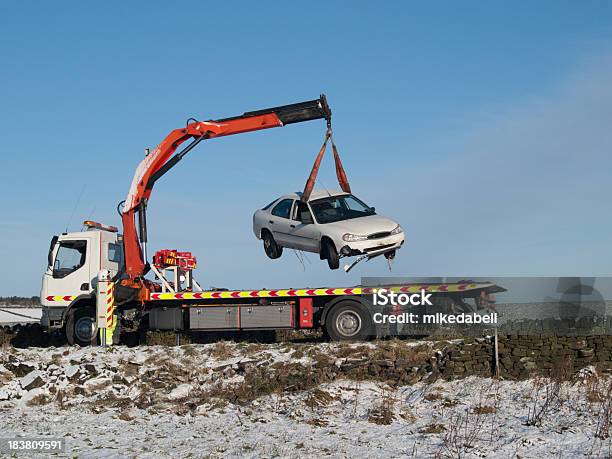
<box><xmin>1</xmin><ymin>2</ymin><xmax>611</xmax><ymax>295</ymax></box>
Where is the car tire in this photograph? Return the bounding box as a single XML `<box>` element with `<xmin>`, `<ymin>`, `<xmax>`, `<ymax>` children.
<box><xmin>262</xmin><ymin>230</ymin><xmax>283</xmax><ymax>259</ymax></box>
<box><xmin>323</xmin><ymin>239</ymin><xmax>339</xmax><ymax>270</ymax></box>
<box><xmin>325</xmin><ymin>301</ymin><xmax>372</xmax><ymax>341</ymax></box>
<box><xmin>66</xmin><ymin>305</ymin><xmax>98</xmax><ymax>346</ymax></box>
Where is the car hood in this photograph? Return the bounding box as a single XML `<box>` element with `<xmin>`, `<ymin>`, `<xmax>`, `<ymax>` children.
<box><xmin>324</xmin><ymin>214</ymin><xmax>399</xmax><ymax>235</ymax></box>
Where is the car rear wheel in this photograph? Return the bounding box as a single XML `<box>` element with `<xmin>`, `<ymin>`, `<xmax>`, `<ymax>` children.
<box><xmin>262</xmin><ymin>230</ymin><xmax>283</xmax><ymax>259</ymax></box>
<box><xmin>323</xmin><ymin>239</ymin><xmax>339</xmax><ymax>270</ymax></box>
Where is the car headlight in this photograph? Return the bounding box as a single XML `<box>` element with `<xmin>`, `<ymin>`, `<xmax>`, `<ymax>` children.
<box><xmin>390</xmin><ymin>225</ymin><xmax>403</xmax><ymax>235</ymax></box>
<box><xmin>342</xmin><ymin>233</ymin><xmax>368</xmax><ymax>242</ymax></box>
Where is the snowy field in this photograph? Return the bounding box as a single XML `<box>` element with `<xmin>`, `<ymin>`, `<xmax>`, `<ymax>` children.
<box><xmin>1</xmin><ymin>342</ymin><xmax>611</xmax><ymax>458</ymax></box>
<box><xmin>0</xmin><ymin>307</ymin><xmax>41</xmax><ymax>325</ymax></box>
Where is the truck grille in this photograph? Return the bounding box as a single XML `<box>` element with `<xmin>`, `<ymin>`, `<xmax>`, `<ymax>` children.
<box><xmin>368</xmin><ymin>231</ymin><xmax>391</xmax><ymax>240</ymax></box>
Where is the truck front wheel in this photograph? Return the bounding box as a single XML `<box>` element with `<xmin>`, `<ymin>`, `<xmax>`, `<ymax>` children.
<box><xmin>325</xmin><ymin>301</ymin><xmax>372</xmax><ymax>341</ymax></box>
<box><xmin>66</xmin><ymin>306</ymin><xmax>97</xmax><ymax>346</ymax></box>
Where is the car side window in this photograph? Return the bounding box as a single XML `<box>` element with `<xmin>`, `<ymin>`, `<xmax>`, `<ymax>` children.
<box><xmin>271</xmin><ymin>199</ymin><xmax>294</xmax><ymax>219</ymax></box>
<box><xmin>53</xmin><ymin>240</ymin><xmax>87</xmax><ymax>278</ymax></box>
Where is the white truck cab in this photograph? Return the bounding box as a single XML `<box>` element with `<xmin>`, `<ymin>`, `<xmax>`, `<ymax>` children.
<box><xmin>41</xmin><ymin>221</ymin><xmax>123</xmax><ymax>337</ymax></box>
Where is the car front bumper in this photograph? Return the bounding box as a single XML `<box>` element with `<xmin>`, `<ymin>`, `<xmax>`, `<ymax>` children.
<box><xmin>339</xmin><ymin>233</ymin><xmax>405</xmax><ymax>257</ymax></box>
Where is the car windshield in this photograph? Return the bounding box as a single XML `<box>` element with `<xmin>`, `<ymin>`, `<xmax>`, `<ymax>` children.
<box><xmin>309</xmin><ymin>194</ymin><xmax>375</xmax><ymax>224</ymax></box>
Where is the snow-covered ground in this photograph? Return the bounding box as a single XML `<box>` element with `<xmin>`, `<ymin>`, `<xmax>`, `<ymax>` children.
<box><xmin>0</xmin><ymin>307</ymin><xmax>41</xmax><ymax>325</ymax></box>
<box><xmin>1</xmin><ymin>342</ymin><xmax>611</xmax><ymax>457</ymax></box>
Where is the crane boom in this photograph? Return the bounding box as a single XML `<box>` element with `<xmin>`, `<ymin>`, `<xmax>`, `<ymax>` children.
<box><xmin>122</xmin><ymin>95</ymin><xmax>331</xmax><ymax>280</ymax></box>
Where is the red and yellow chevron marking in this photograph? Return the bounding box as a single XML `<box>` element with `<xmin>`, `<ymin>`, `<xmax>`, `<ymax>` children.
<box><xmin>149</xmin><ymin>283</ymin><xmax>485</xmax><ymax>301</ymax></box>
<box><xmin>106</xmin><ymin>283</ymin><xmax>115</xmax><ymax>328</ymax></box>
<box><xmin>45</xmin><ymin>295</ymin><xmax>77</xmax><ymax>302</ymax></box>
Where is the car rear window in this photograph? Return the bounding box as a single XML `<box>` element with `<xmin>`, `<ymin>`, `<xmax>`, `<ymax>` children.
<box><xmin>271</xmin><ymin>199</ymin><xmax>294</xmax><ymax>219</ymax></box>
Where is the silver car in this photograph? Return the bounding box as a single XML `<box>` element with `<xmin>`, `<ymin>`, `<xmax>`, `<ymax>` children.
<box><xmin>253</xmin><ymin>190</ymin><xmax>404</xmax><ymax>270</ymax></box>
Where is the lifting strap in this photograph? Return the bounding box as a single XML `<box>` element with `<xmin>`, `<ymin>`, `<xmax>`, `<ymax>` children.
<box><xmin>301</xmin><ymin>127</ymin><xmax>351</xmax><ymax>202</ymax></box>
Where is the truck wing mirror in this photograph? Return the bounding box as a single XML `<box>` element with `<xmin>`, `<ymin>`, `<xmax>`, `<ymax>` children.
<box><xmin>47</xmin><ymin>235</ymin><xmax>58</xmax><ymax>267</ymax></box>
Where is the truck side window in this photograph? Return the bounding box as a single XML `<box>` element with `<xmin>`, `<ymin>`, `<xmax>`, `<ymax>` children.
<box><xmin>108</xmin><ymin>242</ymin><xmax>123</xmax><ymax>264</ymax></box>
<box><xmin>53</xmin><ymin>240</ymin><xmax>87</xmax><ymax>278</ymax></box>
<box><xmin>271</xmin><ymin>199</ymin><xmax>294</xmax><ymax>219</ymax></box>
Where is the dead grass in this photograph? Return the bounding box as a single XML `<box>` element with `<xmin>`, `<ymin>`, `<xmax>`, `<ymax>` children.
<box><xmin>526</xmin><ymin>378</ymin><xmax>563</xmax><ymax>427</ymax></box>
<box><xmin>243</xmin><ymin>343</ymin><xmax>267</xmax><ymax>357</ymax></box>
<box><xmin>473</xmin><ymin>405</ymin><xmax>496</xmax><ymax>415</ymax></box>
<box><xmin>399</xmin><ymin>406</ymin><xmax>416</xmax><ymax>423</ymax></box>
<box><xmin>182</xmin><ymin>345</ymin><xmax>198</xmax><ymax>357</ymax></box>
<box><xmin>421</xmin><ymin>423</ymin><xmax>446</xmax><ymax>434</ymax></box>
<box><xmin>367</xmin><ymin>393</ymin><xmax>396</xmax><ymax>425</ymax></box>
<box><xmin>305</xmin><ymin>389</ymin><xmax>337</xmax><ymax>408</ymax></box>
<box><xmin>305</xmin><ymin>418</ymin><xmax>328</xmax><ymax>427</ymax></box>
<box><xmin>211</xmin><ymin>341</ymin><xmax>234</xmax><ymax>360</ymax></box>
<box><xmin>436</xmin><ymin>410</ymin><xmax>487</xmax><ymax>458</ymax></box>
<box><xmin>425</xmin><ymin>392</ymin><xmax>443</xmax><ymax>402</ymax></box>
<box><xmin>591</xmin><ymin>378</ymin><xmax>612</xmax><ymax>439</ymax></box>
<box><xmin>26</xmin><ymin>393</ymin><xmax>52</xmax><ymax>406</ymax></box>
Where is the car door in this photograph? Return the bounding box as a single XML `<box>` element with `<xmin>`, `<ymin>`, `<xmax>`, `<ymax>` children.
<box><xmin>288</xmin><ymin>201</ymin><xmax>320</xmax><ymax>252</ymax></box>
<box><xmin>269</xmin><ymin>198</ymin><xmax>296</xmax><ymax>247</ymax></box>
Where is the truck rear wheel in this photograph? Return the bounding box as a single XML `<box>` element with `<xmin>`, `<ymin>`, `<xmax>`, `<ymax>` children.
<box><xmin>66</xmin><ymin>306</ymin><xmax>98</xmax><ymax>346</ymax></box>
<box><xmin>325</xmin><ymin>301</ymin><xmax>372</xmax><ymax>341</ymax></box>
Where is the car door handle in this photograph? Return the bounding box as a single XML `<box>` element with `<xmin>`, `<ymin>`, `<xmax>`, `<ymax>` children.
<box><xmin>290</xmin><ymin>224</ymin><xmax>296</xmax><ymax>228</ymax></box>
<box><xmin>269</xmin><ymin>220</ymin><xmax>274</xmax><ymax>224</ymax></box>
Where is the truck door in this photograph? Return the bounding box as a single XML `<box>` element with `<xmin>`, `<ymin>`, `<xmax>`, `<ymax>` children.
<box><xmin>42</xmin><ymin>236</ymin><xmax>92</xmax><ymax>305</ymax></box>
<box><xmin>100</xmin><ymin>232</ymin><xmax>123</xmax><ymax>278</ymax></box>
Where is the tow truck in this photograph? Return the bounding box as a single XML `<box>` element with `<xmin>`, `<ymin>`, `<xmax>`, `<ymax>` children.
<box><xmin>40</xmin><ymin>95</ymin><xmax>504</xmax><ymax>345</ymax></box>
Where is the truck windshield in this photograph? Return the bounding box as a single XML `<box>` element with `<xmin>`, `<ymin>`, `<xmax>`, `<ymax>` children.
<box><xmin>309</xmin><ymin>194</ymin><xmax>375</xmax><ymax>224</ymax></box>
<box><xmin>53</xmin><ymin>240</ymin><xmax>87</xmax><ymax>278</ymax></box>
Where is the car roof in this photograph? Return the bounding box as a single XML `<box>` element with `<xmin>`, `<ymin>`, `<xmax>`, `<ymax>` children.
<box><xmin>279</xmin><ymin>189</ymin><xmax>349</xmax><ymax>202</ymax></box>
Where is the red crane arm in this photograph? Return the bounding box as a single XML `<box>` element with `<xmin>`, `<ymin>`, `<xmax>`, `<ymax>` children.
<box><xmin>122</xmin><ymin>96</ymin><xmax>330</xmax><ymax>280</ymax></box>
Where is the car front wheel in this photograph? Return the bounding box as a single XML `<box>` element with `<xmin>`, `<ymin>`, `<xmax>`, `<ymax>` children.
<box><xmin>322</xmin><ymin>239</ymin><xmax>339</xmax><ymax>270</ymax></box>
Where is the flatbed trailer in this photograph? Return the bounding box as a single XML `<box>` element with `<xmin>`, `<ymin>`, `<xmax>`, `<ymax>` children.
<box><xmin>143</xmin><ymin>282</ymin><xmax>505</xmax><ymax>341</ymax></box>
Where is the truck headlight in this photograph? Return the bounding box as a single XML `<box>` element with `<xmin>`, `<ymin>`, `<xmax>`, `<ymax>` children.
<box><xmin>343</xmin><ymin>233</ymin><xmax>368</xmax><ymax>242</ymax></box>
<box><xmin>390</xmin><ymin>225</ymin><xmax>403</xmax><ymax>235</ymax></box>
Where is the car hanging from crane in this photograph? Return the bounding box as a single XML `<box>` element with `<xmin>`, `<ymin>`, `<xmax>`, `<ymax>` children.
<box><xmin>253</xmin><ymin>190</ymin><xmax>404</xmax><ymax>272</ymax></box>
<box><xmin>253</xmin><ymin>109</ymin><xmax>404</xmax><ymax>272</ymax></box>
